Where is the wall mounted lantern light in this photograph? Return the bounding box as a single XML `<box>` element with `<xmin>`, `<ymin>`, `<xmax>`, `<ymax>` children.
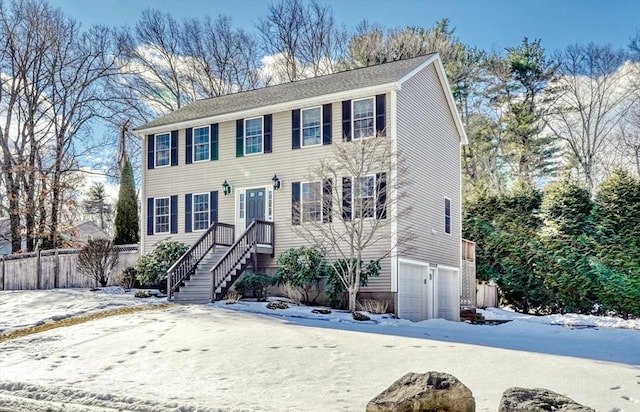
<box><xmin>222</xmin><ymin>180</ymin><xmax>232</xmax><ymax>196</ymax></box>
<box><xmin>272</xmin><ymin>174</ymin><xmax>281</xmax><ymax>190</ymax></box>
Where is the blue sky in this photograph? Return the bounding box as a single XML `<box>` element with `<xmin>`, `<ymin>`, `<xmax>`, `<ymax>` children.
<box><xmin>51</xmin><ymin>0</ymin><xmax>639</xmax><ymax>54</ymax></box>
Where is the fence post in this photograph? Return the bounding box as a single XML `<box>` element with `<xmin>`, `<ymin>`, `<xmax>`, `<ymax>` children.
<box><xmin>37</xmin><ymin>250</ymin><xmax>42</xmax><ymax>290</ymax></box>
<box><xmin>54</xmin><ymin>248</ymin><xmax>59</xmax><ymax>288</ymax></box>
<box><xmin>1</xmin><ymin>254</ymin><xmax>5</xmax><ymax>291</ymax></box>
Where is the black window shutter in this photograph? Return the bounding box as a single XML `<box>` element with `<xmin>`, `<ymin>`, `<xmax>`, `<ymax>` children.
<box><xmin>292</xmin><ymin>182</ymin><xmax>301</xmax><ymax>225</ymax></box>
<box><xmin>210</xmin><ymin>191</ymin><xmax>218</xmax><ymax>223</ymax></box>
<box><xmin>322</xmin><ymin>103</ymin><xmax>332</xmax><ymax>145</ymax></box>
<box><xmin>185</xmin><ymin>128</ymin><xmax>193</xmax><ymax>164</ymax></box>
<box><xmin>147</xmin><ymin>197</ymin><xmax>154</xmax><ymax>235</ymax></box>
<box><xmin>185</xmin><ymin>193</ymin><xmax>192</xmax><ymax>233</ymax></box>
<box><xmin>376</xmin><ymin>94</ymin><xmax>386</xmax><ymax>136</ymax></box>
<box><xmin>264</xmin><ymin>114</ymin><xmax>272</xmax><ymax>153</ymax></box>
<box><xmin>292</xmin><ymin>109</ymin><xmax>301</xmax><ymax>149</ymax></box>
<box><xmin>236</xmin><ymin>119</ymin><xmax>244</xmax><ymax>157</ymax></box>
<box><xmin>170</xmin><ymin>130</ymin><xmax>178</xmax><ymax>166</ymax></box>
<box><xmin>376</xmin><ymin>172</ymin><xmax>387</xmax><ymax>219</ymax></box>
<box><xmin>170</xmin><ymin>195</ymin><xmax>178</xmax><ymax>233</ymax></box>
<box><xmin>211</xmin><ymin>124</ymin><xmax>218</xmax><ymax>161</ymax></box>
<box><xmin>342</xmin><ymin>100</ymin><xmax>351</xmax><ymax>141</ymax></box>
<box><xmin>342</xmin><ymin>177</ymin><xmax>352</xmax><ymax>220</ymax></box>
<box><xmin>323</xmin><ymin>178</ymin><xmax>332</xmax><ymax>223</ymax></box>
<box><xmin>147</xmin><ymin>135</ymin><xmax>155</xmax><ymax>170</ymax></box>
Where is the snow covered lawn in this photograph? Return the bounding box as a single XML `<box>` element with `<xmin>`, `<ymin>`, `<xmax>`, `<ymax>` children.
<box><xmin>0</xmin><ymin>289</ymin><xmax>639</xmax><ymax>411</ymax></box>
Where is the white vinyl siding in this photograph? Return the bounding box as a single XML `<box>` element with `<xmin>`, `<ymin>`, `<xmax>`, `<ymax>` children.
<box><xmin>154</xmin><ymin>197</ymin><xmax>170</xmax><ymax>234</ymax></box>
<box><xmin>245</xmin><ymin>117</ymin><xmax>263</xmax><ymax>155</ymax></box>
<box><xmin>301</xmin><ymin>107</ymin><xmax>321</xmax><ymax>147</ymax></box>
<box><xmin>193</xmin><ymin>193</ymin><xmax>209</xmax><ymax>231</ymax></box>
<box><xmin>193</xmin><ymin>126</ymin><xmax>210</xmax><ymax>162</ymax></box>
<box><xmin>352</xmin><ymin>97</ymin><xmax>374</xmax><ymax>139</ymax></box>
<box><xmin>396</xmin><ymin>63</ymin><xmax>461</xmax><ymax>268</ymax></box>
<box><xmin>155</xmin><ymin>133</ymin><xmax>170</xmax><ymax>167</ymax></box>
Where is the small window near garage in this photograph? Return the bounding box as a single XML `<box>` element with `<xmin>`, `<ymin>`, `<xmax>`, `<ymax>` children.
<box><xmin>444</xmin><ymin>197</ymin><xmax>451</xmax><ymax>234</ymax></box>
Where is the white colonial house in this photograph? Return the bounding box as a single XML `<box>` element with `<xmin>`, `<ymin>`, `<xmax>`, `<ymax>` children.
<box><xmin>136</xmin><ymin>54</ymin><xmax>468</xmax><ymax>321</ymax></box>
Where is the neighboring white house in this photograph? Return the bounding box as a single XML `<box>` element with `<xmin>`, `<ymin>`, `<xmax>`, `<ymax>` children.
<box><xmin>136</xmin><ymin>54</ymin><xmax>468</xmax><ymax>321</ymax></box>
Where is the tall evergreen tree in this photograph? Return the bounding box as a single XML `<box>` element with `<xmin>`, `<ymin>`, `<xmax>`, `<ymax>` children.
<box><xmin>114</xmin><ymin>158</ymin><xmax>139</xmax><ymax>245</ymax></box>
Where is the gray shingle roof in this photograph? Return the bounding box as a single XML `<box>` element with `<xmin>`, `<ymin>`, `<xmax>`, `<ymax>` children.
<box><xmin>137</xmin><ymin>54</ymin><xmax>435</xmax><ymax>131</ymax></box>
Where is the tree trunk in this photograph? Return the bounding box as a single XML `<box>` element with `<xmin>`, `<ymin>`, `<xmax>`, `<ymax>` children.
<box><xmin>348</xmin><ymin>286</ymin><xmax>358</xmax><ymax>313</ymax></box>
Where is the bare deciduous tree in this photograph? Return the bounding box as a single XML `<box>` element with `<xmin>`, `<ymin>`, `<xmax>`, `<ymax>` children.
<box><xmin>292</xmin><ymin>136</ymin><xmax>413</xmax><ymax>312</ymax></box>
<box><xmin>545</xmin><ymin>43</ymin><xmax>637</xmax><ymax>191</ymax></box>
<box><xmin>257</xmin><ymin>0</ymin><xmax>346</xmax><ymax>83</ymax></box>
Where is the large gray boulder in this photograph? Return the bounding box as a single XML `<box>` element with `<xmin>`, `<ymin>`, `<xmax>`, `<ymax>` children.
<box><xmin>366</xmin><ymin>371</ymin><xmax>475</xmax><ymax>412</ymax></box>
<box><xmin>499</xmin><ymin>387</ymin><xmax>594</xmax><ymax>411</ymax></box>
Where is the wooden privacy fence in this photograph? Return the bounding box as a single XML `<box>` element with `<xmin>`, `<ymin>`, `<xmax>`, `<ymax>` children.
<box><xmin>0</xmin><ymin>245</ymin><xmax>139</xmax><ymax>291</ymax></box>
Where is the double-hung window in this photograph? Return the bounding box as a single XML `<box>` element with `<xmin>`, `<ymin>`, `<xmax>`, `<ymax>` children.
<box><xmin>155</xmin><ymin>197</ymin><xmax>170</xmax><ymax>233</ymax></box>
<box><xmin>193</xmin><ymin>193</ymin><xmax>209</xmax><ymax>231</ymax></box>
<box><xmin>245</xmin><ymin>117</ymin><xmax>263</xmax><ymax>155</ymax></box>
<box><xmin>155</xmin><ymin>133</ymin><xmax>171</xmax><ymax>167</ymax></box>
<box><xmin>444</xmin><ymin>198</ymin><xmax>451</xmax><ymax>234</ymax></box>
<box><xmin>354</xmin><ymin>175</ymin><xmax>376</xmax><ymax>218</ymax></box>
<box><xmin>193</xmin><ymin>126</ymin><xmax>210</xmax><ymax>162</ymax></box>
<box><xmin>302</xmin><ymin>181</ymin><xmax>322</xmax><ymax>222</ymax></box>
<box><xmin>301</xmin><ymin>107</ymin><xmax>321</xmax><ymax>147</ymax></box>
<box><xmin>352</xmin><ymin>98</ymin><xmax>374</xmax><ymax>139</ymax></box>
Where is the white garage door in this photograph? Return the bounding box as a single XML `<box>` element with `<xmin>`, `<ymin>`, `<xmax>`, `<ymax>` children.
<box><xmin>436</xmin><ymin>267</ymin><xmax>460</xmax><ymax>322</ymax></box>
<box><xmin>398</xmin><ymin>260</ymin><xmax>429</xmax><ymax>322</ymax></box>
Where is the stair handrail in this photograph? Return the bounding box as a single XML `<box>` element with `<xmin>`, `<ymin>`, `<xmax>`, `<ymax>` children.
<box><xmin>209</xmin><ymin>220</ymin><xmax>274</xmax><ymax>301</ymax></box>
<box><xmin>167</xmin><ymin>221</ymin><xmax>235</xmax><ymax>300</ymax></box>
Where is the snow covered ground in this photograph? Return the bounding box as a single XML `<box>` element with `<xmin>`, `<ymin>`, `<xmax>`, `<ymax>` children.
<box><xmin>0</xmin><ymin>288</ymin><xmax>639</xmax><ymax>411</ymax></box>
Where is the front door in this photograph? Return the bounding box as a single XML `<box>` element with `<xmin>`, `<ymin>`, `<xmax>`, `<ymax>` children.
<box><xmin>246</xmin><ymin>188</ymin><xmax>265</xmax><ymax>227</ymax></box>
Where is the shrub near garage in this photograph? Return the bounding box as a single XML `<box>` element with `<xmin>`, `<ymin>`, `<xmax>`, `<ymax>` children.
<box><xmin>274</xmin><ymin>247</ymin><xmax>329</xmax><ymax>304</ymax></box>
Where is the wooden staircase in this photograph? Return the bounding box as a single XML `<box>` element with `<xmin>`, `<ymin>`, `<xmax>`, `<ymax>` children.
<box><xmin>167</xmin><ymin>220</ymin><xmax>274</xmax><ymax>304</ymax></box>
<box><xmin>171</xmin><ymin>247</ymin><xmax>228</xmax><ymax>303</ymax></box>
<box><xmin>210</xmin><ymin>220</ymin><xmax>274</xmax><ymax>301</ymax></box>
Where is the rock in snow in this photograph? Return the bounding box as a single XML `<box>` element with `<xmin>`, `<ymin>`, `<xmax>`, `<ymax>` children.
<box><xmin>499</xmin><ymin>387</ymin><xmax>595</xmax><ymax>411</ymax></box>
<box><xmin>366</xmin><ymin>371</ymin><xmax>475</xmax><ymax>412</ymax></box>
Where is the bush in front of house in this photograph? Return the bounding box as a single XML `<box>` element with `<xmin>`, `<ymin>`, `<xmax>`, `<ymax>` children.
<box><xmin>135</xmin><ymin>239</ymin><xmax>189</xmax><ymax>290</ymax></box>
<box><xmin>117</xmin><ymin>266</ymin><xmax>138</xmax><ymax>290</ymax></box>
<box><xmin>234</xmin><ymin>273</ymin><xmax>272</xmax><ymax>301</ymax></box>
<box><xmin>326</xmin><ymin>258</ymin><xmax>381</xmax><ymax>308</ymax></box>
<box><xmin>274</xmin><ymin>247</ymin><xmax>329</xmax><ymax>305</ymax></box>
<box><xmin>77</xmin><ymin>239</ymin><xmax>119</xmax><ymax>287</ymax></box>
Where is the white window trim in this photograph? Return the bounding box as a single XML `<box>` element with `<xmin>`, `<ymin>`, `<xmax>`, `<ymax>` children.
<box><xmin>244</xmin><ymin>116</ymin><xmax>264</xmax><ymax>156</ymax></box>
<box><xmin>353</xmin><ymin>174</ymin><xmax>377</xmax><ymax>220</ymax></box>
<box><xmin>444</xmin><ymin>196</ymin><xmax>452</xmax><ymax>235</ymax></box>
<box><xmin>154</xmin><ymin>196</ymin><xmax>170</xmax><ymax>234</ymax></box>
<box><xmin>154</xmin><ymin>133</ymin><xmax>171</xmax><ymax>168</ymax></box>
<box><xmin>192</xmin><ymin>192</ymin><xmax>210</xmax><ymax>232</ymax></box>
<box><xmin>193</xmin><ymin>126</ymin><xmax>210</xmax><ymax>163</ymax></box>
<box><xmin>351</xmin><ymin>97</ymin><xmax>375</xmax><ymax>140</ymax></box>
<box><xmin>301</xmin><ymin>181</ymin><xmax>323</xmax><ymax>223</ymax></box>
<box><xmin>301</xmin><ymin>106</ymin><xmax>323</xmax><ymax>148</ymax></box>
